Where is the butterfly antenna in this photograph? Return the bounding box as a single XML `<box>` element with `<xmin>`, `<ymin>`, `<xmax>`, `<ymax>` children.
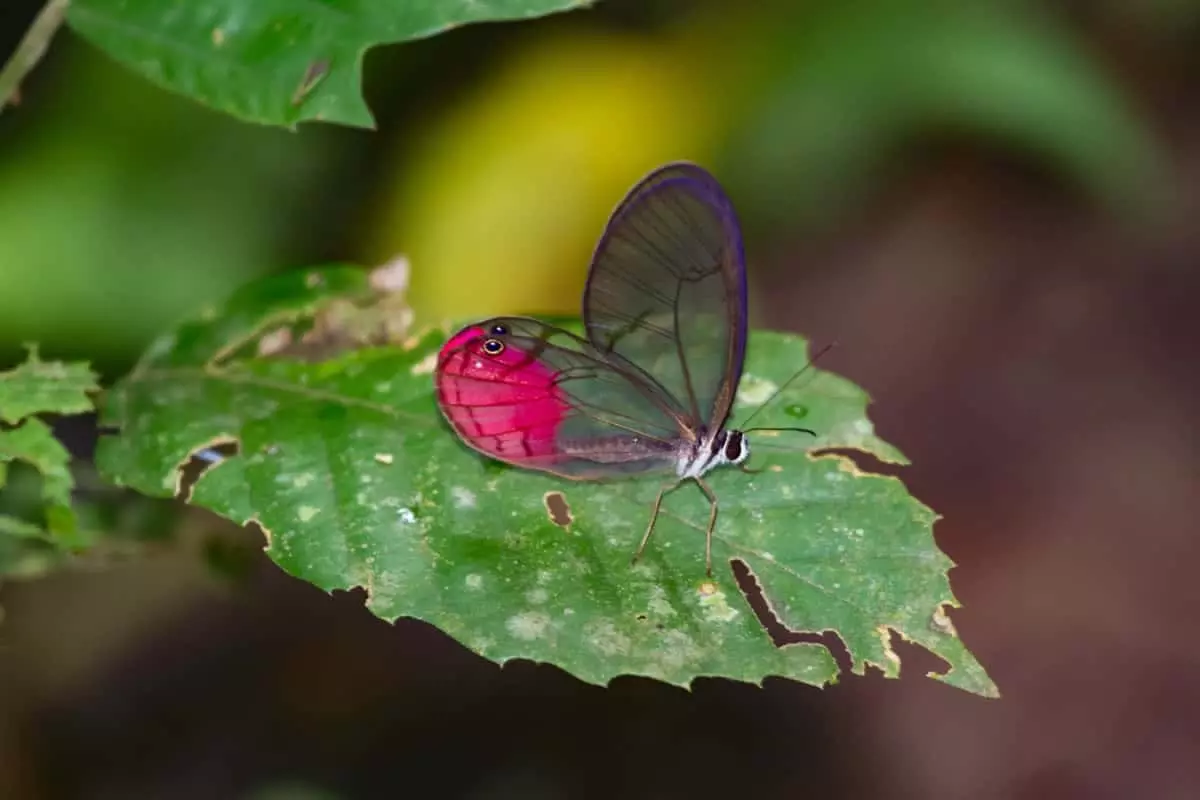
<box><xmin>736</xmin><ymin>341</ymin><xmax>837</xmax><ymax>430</ymax></box>
<box><xmin>742</xmin><ymin>425</ymin><xmax>817</xmax><ymax>435</ymax></box>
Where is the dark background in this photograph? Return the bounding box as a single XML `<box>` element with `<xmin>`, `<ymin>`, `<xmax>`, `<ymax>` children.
<box><xmin>2</xmin><ymin>1</ymin><xmax>1198</xmax><ymax>797</ymax></box>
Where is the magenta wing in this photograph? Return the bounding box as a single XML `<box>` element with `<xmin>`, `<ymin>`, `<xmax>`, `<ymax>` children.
<box><xmin>436</xmin><ymin>317</ymin><xmax>686</xmax><ymax>480</ymax></box>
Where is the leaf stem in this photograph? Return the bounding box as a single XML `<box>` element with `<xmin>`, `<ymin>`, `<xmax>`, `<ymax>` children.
<box><xmin>0</xmin><ymin>0</ymin><xmax>70</xmax><ymax>113</ymax></box>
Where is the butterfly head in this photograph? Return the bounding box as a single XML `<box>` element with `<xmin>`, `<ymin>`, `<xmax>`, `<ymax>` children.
<box><xmin>682</xmin><ymin>428</ymin><xmax>750</xmax><ymax>479</ymax></box>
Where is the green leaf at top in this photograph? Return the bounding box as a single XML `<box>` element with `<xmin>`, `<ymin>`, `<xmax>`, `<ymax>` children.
<box><xmin>96</xmin><ymin>266</ymin><xmax>996</xmax><ymax>697</ymax></box>
<box><xmin>67</xmin><ymin>0</ymin><xmax>594</xmax><ymax>128</ymax></box>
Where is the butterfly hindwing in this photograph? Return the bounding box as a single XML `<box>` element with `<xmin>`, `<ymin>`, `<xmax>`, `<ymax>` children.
<box><xmin>436</xmin><ymin>317</ymin><xmax>684</xmax><ymax>480</ymax></box>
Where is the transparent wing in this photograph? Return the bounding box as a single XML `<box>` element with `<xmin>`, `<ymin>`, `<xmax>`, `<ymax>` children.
<box><xmin>435</xmin><ymin>317</ymin><xmax>688</xmax><ymax>481</ymax></box>
<box><xmin>582</xmin><ymin>162</ymin><xmax>748</xmax><ymax>436</ymax></box>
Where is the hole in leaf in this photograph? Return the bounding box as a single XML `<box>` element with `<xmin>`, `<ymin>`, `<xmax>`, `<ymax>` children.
<box><xmin>811</xmin><ymin>447</ymin><xmax>904</xmax><ymax>478</ymax></box>
<box><xmin>731</xmin><ymin>557</ymin><xmax>853</xmax><ymax>675</ymax></box>
<box><xmin>542</xmin><ymin>491</ymin><xmax>572</xmax><ymax>528</ymax></box>
<box><xmin>885</xmin><ymin>627</ymin><xmax>954</xmax><ymax>681</ymax></box>
<box><xmin>177</xmin><ymin>439</ymin><xmax>239</xmax><ymax>501</ymax></box>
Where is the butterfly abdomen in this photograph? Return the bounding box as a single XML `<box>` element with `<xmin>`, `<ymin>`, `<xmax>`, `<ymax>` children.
<box><xmin>435</xmin><ymin>326</ymin><xmax>569</xmax><ymax>463</ymax></box>
<box><xmin>559</xmin><ymin>434</ymin><xmax>674</xmax><ymax>464</ymax></box>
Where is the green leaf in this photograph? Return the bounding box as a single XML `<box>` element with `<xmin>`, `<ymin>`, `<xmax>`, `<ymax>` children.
<box><xmin>97</xmin><ymin>266</ymin><xmax>996</xmax><ymax>696</ymax></box>
<box><xmin>0</xmin><ymin>349</ymin><xmax>98</xmax><ymax>548</ymax></box>
<box><xmin>67</xmin><ymin>0</ymin><xmax>595</xmax><ymax>128</ymax></box>
<box><xmin>0</xmin><ymin>515</ymin><xmax>62</xmax><ymax>579</ymax></box>
<box><xmin>0</xmin><ymin>418</ymin><xmax>80</xmax><ymax>541</ymax></box>
<box><xmin>0</xmin><ymin>513</ymin><xmax>54</xmax><ymax>541</ymax></box>
<box><xmin>0</xmin><ymin>346</ymin><xmax>100</xmax><ymax>424</ymax></box>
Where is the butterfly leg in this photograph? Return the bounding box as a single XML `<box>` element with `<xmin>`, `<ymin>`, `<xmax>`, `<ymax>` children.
<box><xmin>738</xmin><ymin>463</ymin><xmax>765</xmax><ymax>475</ymax></box>
<box><xmin>633</xmin><ymin>481</ymin><xmax>679</xmax><ymax>567</ymax></box>
<box><xmin>695</xmin><ymin>477</ymin><xmax>719</xmax><ymax>577</ymax></box>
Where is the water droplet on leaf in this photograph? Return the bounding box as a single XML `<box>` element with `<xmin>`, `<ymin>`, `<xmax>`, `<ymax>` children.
<box><xmin>784</xmin><ymin>403</ymin><xmax>809</xmax><ymax>419</ymax></box>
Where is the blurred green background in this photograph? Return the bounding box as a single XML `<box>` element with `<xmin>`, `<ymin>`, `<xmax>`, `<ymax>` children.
<box><xmin>2</xmin><ymin>0</ymin><xmax>1200</xmax><ymax>797</ymax></box>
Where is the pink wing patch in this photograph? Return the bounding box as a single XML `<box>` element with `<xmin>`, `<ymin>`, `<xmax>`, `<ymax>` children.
<box><xmin>435</xmin><ymin>326</ymin><xmax>569</xmax><ymax>464</ymax></box>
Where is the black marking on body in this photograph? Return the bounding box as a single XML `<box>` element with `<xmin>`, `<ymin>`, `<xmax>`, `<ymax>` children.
<box><xmin>724</xmin><ymin>430</ymin><xmax>744</xmax><ymax>461</ymax></box>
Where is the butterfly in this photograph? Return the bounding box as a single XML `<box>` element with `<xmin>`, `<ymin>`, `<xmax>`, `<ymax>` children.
<box><xmin>434</xmin><ymin>162</ymin><xmax>813</xmax><ymax>576</ymax></box>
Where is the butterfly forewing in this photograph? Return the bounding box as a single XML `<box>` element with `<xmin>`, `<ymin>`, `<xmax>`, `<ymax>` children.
<box><xmin>583</xmin><ymin>162</ymin><xmax>748</xmax><ymax>435</ymax></box>
<box><xmin>436</xmin><ymin>317</ymin><xmax>683</xmax><ymax>480</ymax></box>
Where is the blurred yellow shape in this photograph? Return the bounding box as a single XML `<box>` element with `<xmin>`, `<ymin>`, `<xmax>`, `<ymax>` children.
<box><xmin>366</xmin><ymin>30</ymin><xmax>720</xmax><ymax>323</ymax></box>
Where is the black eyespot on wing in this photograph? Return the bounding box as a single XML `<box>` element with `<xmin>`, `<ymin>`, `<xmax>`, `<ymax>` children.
<box><xmin>489</xmin><ymin>323</ymin><xmax>508</xmax><ymax>336</ymax></box>
<box><xmin>710</xmin><ymin>432</ymin><xmax>725</xmax><ymax>456</ymax></box>
<box><xmin>482</xmin><ymin>338</ymin><xmax>505</xmax><ymax>356</ymax></box>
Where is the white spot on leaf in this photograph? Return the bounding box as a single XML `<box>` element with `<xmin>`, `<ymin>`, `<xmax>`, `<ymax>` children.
<box><xmin>397</xmin><ymin>507</ymin><xmax>417</xmax><ymax>524</ymax></box>
<box><xmin>526</xmin><ymin>588</ymin><xmax>549</xmax><ymax>605</ymax></box>
<box><xmin>297</xmin><ymin>505</ymin><xmax>319</xmax><ymax>522</ymax></box>
<box><xmin>506</xmin><ymin>611</ymin><xmax>551</xmax><ymax>641</ymax></box>
<box><xmin>698</xmin><ymin>587</ymin><xmax>740</xmax><ymax>623</ymax></box>
<box><xmin>293</xmin><ymin>473</ymin><xmax>315</xmax><ymax>488</ymax></box>
<box><xmin>659</xmin><ymin>630</ymin><xmax>701</xmax><ymax>669</ymax></box>
<box><xmin>374</xmin><ymin>453</ymin><xmax>394</xmax><ymax>465</ymax></box>
<box><xmin>736</xmin><ymin>375</ymin><xmax>778</xmax><ymax>406</ymax></box>
<box><xmin>465</xmin><ymin>574</ymin><xmax>483</xmax><ymax>590</ymax></box>
<box><xmin>410</xmin><ymin>351</ymin><xmax>438</xmax><ymax>375</ymax></box>
<box><xmin>452</xmin><ymin>486</ymin><xmax>477</xmax><ymax>509</ymax></box>
<box><xmin>647</xmin><ymin>586</ymin><xmax>676</xmax><ymax>618</ymax></box>
<box><xmin>585</xmin><ymin>620</ymin><xmax>631</xmax><ymax>656</ymax></box>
